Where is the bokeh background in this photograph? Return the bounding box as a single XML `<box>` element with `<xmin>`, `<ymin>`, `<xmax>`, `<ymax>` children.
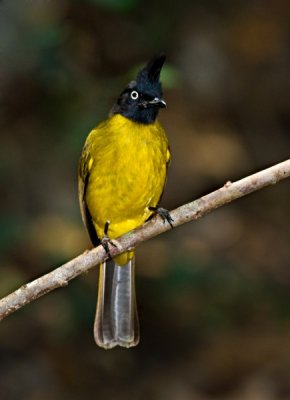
<box><xmin>1</xmin><ymin>0</ymin><xmax>290</xmax><ymax>399</ymax></box>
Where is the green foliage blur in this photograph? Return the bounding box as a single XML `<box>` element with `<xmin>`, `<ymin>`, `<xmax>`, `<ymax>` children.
<box><xmin>0</xmin><ymin>0</ymin><xmax>289</xmax><ymax>399</ymax></box>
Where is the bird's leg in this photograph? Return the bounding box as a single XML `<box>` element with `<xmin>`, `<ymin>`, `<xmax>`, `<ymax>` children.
<box><xmin>149</xmin><ymin>206</ymin><xmax>174</xmax><ymax>229</ymax></box>
<box><xmin>101</xmin><ymin>221</ymin><xmax>117</xmax><ymax>259</ymax></box>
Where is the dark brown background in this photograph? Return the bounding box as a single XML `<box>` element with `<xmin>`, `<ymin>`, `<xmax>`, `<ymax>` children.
<box><xmin>0</xmin><ymin>0</ymin><xmax>290</xmax><ymax>399</ymax></box>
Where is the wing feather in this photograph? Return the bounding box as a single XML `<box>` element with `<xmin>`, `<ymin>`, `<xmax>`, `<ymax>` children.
<box><xmin>78</xmin><ymin>144</ymin><xmax>100</xmax><ymax>246</ymax></box>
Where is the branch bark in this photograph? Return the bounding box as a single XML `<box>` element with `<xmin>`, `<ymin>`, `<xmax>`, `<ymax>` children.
<box><xmin>0</xmin><ymin>159</ymin><xmax>289</xmax><ymax>321</ymax></box>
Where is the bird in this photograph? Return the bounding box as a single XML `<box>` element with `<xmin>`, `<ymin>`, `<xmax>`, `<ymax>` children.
<box><xmin>78</xmin><ymin>54</ymin><xmax>172</xmax><ymax>349</ymax></box>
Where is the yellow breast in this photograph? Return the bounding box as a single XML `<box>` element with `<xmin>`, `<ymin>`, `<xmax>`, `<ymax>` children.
<box><xmin>84</xmin><ymin>114</ymin><xmax>170</xmax><ymax>240</ymax></box>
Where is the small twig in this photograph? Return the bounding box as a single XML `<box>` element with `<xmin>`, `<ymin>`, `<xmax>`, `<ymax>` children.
<box><xmin>0</xmin><ymin>159</ymin><xmax>289</xmax><ymax>321</ymax></box>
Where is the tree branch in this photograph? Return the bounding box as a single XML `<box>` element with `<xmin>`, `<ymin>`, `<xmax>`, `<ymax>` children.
<box><xmin>0</xmin><ymin>159</ymin><xmax>289</xmax><ymax>321</ymax></box>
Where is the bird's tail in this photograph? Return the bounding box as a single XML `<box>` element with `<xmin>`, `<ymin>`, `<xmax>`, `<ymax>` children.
<box><xmin>94</xmin><ymin>255</ymin><xmax>139</xmax><ymax>349</ymax></box>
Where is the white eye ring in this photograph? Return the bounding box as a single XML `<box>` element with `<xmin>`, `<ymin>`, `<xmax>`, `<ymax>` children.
<box><xmin>130</xmin><ymin>90</ymin><xmax>139</xmax><ymax>100</ymax></box>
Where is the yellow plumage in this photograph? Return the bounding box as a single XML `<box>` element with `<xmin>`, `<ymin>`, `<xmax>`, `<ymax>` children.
<box><xmin>78</xmin><ymin>54</ymin><xmax>170</xmax><ymax>348</ymax></box>
<box><xmin>79</xmin><ymin>114</ymin><xmax>170</xmax><ymax>264</ymax></box>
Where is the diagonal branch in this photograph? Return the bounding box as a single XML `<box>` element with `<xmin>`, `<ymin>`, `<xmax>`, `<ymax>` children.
<box><xmin>0</xmin><ymin>159</ymin><xmax>289</xmax><ymax>321</ymax></box>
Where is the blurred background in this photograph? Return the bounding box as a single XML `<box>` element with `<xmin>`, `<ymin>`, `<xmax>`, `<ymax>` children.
<box><xmin>0</xmin><ymin>0</ymin><xmax>290</xmax><ymax>399</ymax></box>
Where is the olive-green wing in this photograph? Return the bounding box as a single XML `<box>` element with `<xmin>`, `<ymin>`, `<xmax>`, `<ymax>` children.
<box><xmin>78</xmin><ymin>144</ymin><xmax>100</xmax><ymax>246</ymax></box>
<box><xmin>156</xmin><ymin>144</ymin><xmax>171</xmax><ymax>206</ymax></box>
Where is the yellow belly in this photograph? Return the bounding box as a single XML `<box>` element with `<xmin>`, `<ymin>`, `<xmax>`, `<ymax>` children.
<box><xmin>85</xmin><ymin>114</ymin><xmax>170</xmax><ymax>246</ymax></box>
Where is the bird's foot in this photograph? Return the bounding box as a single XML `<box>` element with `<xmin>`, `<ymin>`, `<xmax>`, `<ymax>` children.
<box><xmin>149</xmin><ymin>207</ymin><xmax>174</xmax><ymax>229</ymax></box>
<box><xmin>101</xmin><ymin>236</ymin><xmax>117</xmax><ymax>259</ymax></box>
<box><xmin>101</xmin><ymin>221</ymin><xmax>117</xmax><ymax>259</ymax></box>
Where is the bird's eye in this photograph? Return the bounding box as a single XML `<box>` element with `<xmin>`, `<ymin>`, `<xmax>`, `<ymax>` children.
<box><xmin>130</xmin><ymin>90</ymin><xmax>139</xmax><ymax>100</ymax></box>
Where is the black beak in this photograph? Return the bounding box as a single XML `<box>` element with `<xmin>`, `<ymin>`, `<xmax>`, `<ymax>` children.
<box><xmin>140</xmin><ymin>97</ymin><xmax>167</xmax><ymax>109</ymax></box>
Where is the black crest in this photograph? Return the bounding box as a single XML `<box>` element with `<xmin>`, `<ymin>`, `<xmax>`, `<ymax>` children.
<box><xmin>111</xmin><ymin>54</ymin><xmax>166</xmax><ymax>124</ymax></box>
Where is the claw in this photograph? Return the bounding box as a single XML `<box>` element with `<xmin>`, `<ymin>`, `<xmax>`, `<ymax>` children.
<box><xmin>101</xmin><ymin>236</ymin><xmax>117</xmax><ymax>259</ymax></box>
<box><xmin>149</xmin><ymin>206</ymin><xmax>174</xmax><ymax>229</ymax></box>
<box><xmin>101</xmin><ymin>221</ymin><xmax>117</xmax><ymax>259</ymax></box>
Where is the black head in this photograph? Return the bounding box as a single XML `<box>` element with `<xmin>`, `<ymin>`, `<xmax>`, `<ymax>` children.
<box><xmin>111</xmin><ymin>54</ymin><xmax>166</xmax><ymax>124</ymax></box>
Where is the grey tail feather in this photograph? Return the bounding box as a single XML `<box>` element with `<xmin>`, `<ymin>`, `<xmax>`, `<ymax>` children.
<box><xmin>94</xmin><ymin>256</ymin><xmax>139</xmax><ymax>349</ymax></box>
